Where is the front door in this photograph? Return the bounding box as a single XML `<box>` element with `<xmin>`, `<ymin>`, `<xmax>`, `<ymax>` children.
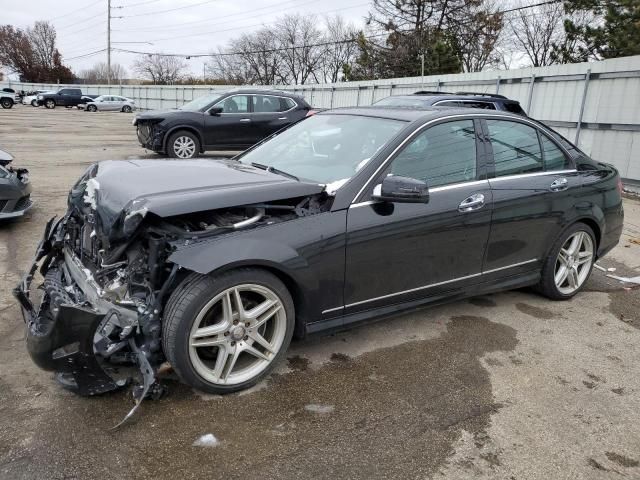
<box><xmin>481</xmin><ymin>118</ymin><xmax>581</xmax><ymax>275</ymax></box>
<box><xmin>344</xmin><ymin>119</ymin><xmax>492</xmax><ymax>315</ymax></box>
<box><xmin>203</xmin><ymin>94</ymin><xmax>254</xmax><ymax>148</ymax></box>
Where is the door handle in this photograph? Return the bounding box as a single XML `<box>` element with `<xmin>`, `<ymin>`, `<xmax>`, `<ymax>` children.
<box><xmin>549</xmin><ymin>177</ymin><xmax>568</xmax><ymax>192</ymax></box>
<box><xmin>458</xmin><ymin>193</ymin><xmax>485</xmax><ymax>212</ymax></box>
<box><xmin>278</xmin><ymin>116</ymin><xmax>287</xmax><ymax>120</ymax></box>
<box><xmin>239</xmin><ymin>118</ymin><xmax>251</xmax><ymax>123</ymax></box>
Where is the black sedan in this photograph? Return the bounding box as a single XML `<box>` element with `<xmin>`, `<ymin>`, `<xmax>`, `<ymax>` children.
<box><xmin>133</xmin><ymin>88</ymin><xmax>312</xmax><ymax>158</ymax></box>
<box><xmin>16</xmin><ymin>107</ymin><xmax>623</xmax><ymax>403</ymax></box>
<box><xmin>0</xmin><ymin>149</ymin><xmax>32</xmax><ymax>220</ymax></box>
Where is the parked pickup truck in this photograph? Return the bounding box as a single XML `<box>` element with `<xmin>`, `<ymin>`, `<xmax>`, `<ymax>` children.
<box><xmin>37</xmin><ymin>88</ymin><xmax>88</xmax><ymax>109</ymax></box>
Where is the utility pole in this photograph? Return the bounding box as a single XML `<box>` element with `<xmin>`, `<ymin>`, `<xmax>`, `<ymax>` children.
<box><xmin>107</xmin><ymin>0</ymin><xmax>111</xmax><ymax>85</ymax></box>
<box><xmin>418</xmin><ymin>53</ymin><xmax>425</xmax><ymax>89</ymax></box>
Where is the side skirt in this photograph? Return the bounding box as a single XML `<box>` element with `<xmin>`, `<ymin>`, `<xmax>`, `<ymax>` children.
<box><xmin>305</xmin><ymin>270</ymin><xmax>540</xmax><ymax>336</ymax></box>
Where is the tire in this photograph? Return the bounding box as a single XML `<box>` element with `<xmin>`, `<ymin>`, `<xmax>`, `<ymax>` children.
<box><xmin>44</xmin><ymin>99</ymin><xmax>55</xmax><ymax>109</ymax></box>
<box><xmin>537</xmin><ymin>222</ymin><xmax>596</xmax><ymax>300</ymax></box>
<box><xmin>167</xmin><ymin>130</ymin><xmax>200</xmax><ymax>159</ymax></box>
<box><xmin>1</xmin><ymin>98</ymin><xmax>13</xmax><ymax>109</ymax></box>
<box><xmin>87</xmin><ymin>104</ymin><xmax>97</xmax><ymax>112</ymax></box>
<box><xmin>122</xmin><ymin>105</ymin><xmax>132</xmax><ymax>113</ymax></box>
<box><xmin>162</xmin><ymin>268</ymin><xmax>295</xmax><ymax>394</ymax></box>
<box><xmin>31</xmin><ymin>99</ymin><xmax>38</xmax><ymax>107</ymax></box>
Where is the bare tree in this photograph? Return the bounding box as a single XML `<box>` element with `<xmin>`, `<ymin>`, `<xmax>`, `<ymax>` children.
<box><xmin>319</xmin><ymin>15</ymin><xmax>359</xmax><ymax>83</ymax></box>
<box><xmin>80</xmin><ymin>62</ymin><xmax>127</xmax><ymax>83</ymax></box>
<box><xmin>275</xmin><ymin>13</ymin><xmax>324</xmax><ymax>84</ymax></box>
<box><xmin>133</xmin><ymin>54</ymin><xmax>188</xmax><ymax>84</ymax></box>
<box><xmin>455</xmin><ymin>1</ymin><xmax>504</xmax><ymax>72</ymax></box>
<box><xmin>509</xmin><ymin>0</ymin><xmax>565</xmax><ymax>67</ymax></box>
<box><xmin>0</xmin><ymin>21</ymin><xmax>74</xmax><ymax>82</ymax></box>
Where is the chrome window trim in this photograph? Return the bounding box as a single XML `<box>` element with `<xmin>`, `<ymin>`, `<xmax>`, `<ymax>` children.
<box><xmin>488</xmin><ymin>169</ymin><xmax>577</xmax><ymax>183</ymax></box>
<box><xmin>349</xmin><ymin>179</ymin><xmax>490</xmax><ymax>209</ymax></box>
<box><xmin>322</xmin><ymin>258</ymin><xmax>538</xmax><ymax>313</ymax></box>
<box><xmin>351</xmin><ymin>112</ymin><xmax>577</xmax><ymax>205</ymax></box>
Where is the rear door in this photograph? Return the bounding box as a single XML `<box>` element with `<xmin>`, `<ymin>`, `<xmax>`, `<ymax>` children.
<box><xmin>343</xmin><ymin>118</ymin><xmax>492</xmax><ymax>315</ymax></box>
<box><xmin>203</xmin><ymin>94</ymin><xmax>254</xmax><ymax>148</ymax></box>
<box><xmin>482</xmin><ymin>117</ymin><xmax>580</xmax><ymax>276</ymax></box>
<box><xmin>251</xmin><ymin>95</ymin><xmax>300</xmax><ymax>140</ymax></box>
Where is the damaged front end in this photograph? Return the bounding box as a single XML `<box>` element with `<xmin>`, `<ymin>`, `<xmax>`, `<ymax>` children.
<box><xmin>14</xmin><ymin>159</ymin><xmax>331</xmax><ymax>415</ymax></box>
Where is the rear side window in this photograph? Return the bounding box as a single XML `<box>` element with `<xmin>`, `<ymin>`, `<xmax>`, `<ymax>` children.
<box><xmin>541</xmin><ymin>134</ymin><xmax>571</xmax><ymax>170</ymax></box>
<box><xmin>486</xmin><ymin>119</ymin><xmax>542</xmax><ymax>176</ymax></box>
<box><xmin>462</xmin><ymin>101</ymin><xmax>496</xmax><ymax>110</ymax></box>
<box><xmin>252</xmin><ymin>95</ymin><xmax>295</xmax><ymax>113</ymax></box>
<box><xmin>390</xmin><ymin>120</ymin><xmax>477</xmax><ymax>187</ymax></box>
<box><xmin>504</xmin><ymin>102</ymin><xmax>525</xmax><ymax>115</ymax></box>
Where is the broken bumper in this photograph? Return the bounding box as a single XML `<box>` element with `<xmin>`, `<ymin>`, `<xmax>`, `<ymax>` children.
<box><xmin>136</xmin><ymin>124</ymin><xmax>164</xmax><ymax>152</ymax></box>
<box><xmin>13</xmin><ymin>218</ymin><xmax>131</xmax><ymax>395</ymax></box>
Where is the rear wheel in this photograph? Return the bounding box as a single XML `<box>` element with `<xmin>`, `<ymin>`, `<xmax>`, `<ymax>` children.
<box><xmin>45</xmin><ymin>99</ymin><xmax>55</xmax><ymax>109</ymax></box>
<box><xmin>167</xmin><ymin>130</ymin><xmax>200</xmax><ymax>159</ymax></box>
<box><xmin>537</xmin><ymin>223</ymin><xmax>596</xmax><ymax>300</ymax></box>
<box><xmin>122</xmin><ymin>105</ymin><xmax>132</xmax><ymax>113</ymax></box>
<box><xmin>1</xmin><ymin>98</ymin><xmax>13</xmax><ymax>109</ymax></box>
<box><xmin>162</xmin><ymin>269</ymin><xmax>295</xmax><ymax>394</ymax></box>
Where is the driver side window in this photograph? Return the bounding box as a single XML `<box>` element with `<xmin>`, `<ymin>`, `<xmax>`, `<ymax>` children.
<box><xmin>215</xmin><ymin>95</ymin><xmax>249</xmax><ymax>113</ymax></box>
<box><xmin>390</xmin><ymin>120</ymin><xmax>478</xmax><ymax>188</ymax></box>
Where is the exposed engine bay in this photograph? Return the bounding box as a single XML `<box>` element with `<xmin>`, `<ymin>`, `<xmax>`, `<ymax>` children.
<box><xmin>14</xmin><ymin>159</ymin><xmax>332</xmax><ymax>425</ymax></box>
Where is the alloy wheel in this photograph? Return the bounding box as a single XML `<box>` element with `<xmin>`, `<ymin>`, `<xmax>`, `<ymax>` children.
<box><xmin>554</xmin><ymin>230</ymin><xmax>594</xmax><ymax>295</ymax></box>
<box><xmin>188</xmin><ymin>284</ymin><xmax>287</xmax><ymax>386</ymax></box>
<box><xmin>173</xmin><ymin>136</ymin><xmax>196</xmax><ymax>158</ymax></box>
<box><xmin>123</xmin><ymin>105</ymin><xmax>132</xmax><ymax>113</ymax></box>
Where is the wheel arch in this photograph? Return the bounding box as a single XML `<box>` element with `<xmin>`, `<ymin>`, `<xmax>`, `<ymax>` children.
<box><xmin>163</xmin><ymin>126</ymin><xmax>205</xmax><ymax>153</ymax></box>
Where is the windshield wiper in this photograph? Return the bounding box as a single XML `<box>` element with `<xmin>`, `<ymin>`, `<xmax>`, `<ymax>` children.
<box><xmin>250</xmin><ymin>162</ymin><xmax>299</xmax><ymax>181</ymax></box>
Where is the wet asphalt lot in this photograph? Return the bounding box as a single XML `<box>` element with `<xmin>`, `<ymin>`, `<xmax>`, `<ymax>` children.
<box><xmin>1</xmin><ymin>105</ymin><xmax>640</xmax><ymax>480</ymax></box>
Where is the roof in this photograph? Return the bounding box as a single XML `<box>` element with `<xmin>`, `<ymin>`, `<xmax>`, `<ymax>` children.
<box><xmin>319</xmin><ymin>105</ymin><xmax>526</xmax><ymax>123</ymax></box>
<box><xmin>225</xmin><ymin>88</ymin><xmax>304</xmax><ymax>97</ymax></box>
<box><xmin>378</xmin><ymin>93</ymin><xmax>521</xmax><ymax>104</ymax></box>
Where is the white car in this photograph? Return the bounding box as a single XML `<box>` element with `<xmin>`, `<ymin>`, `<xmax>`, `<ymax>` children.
<box><xmin>81</xmin><ymin>95</ymin><xmax>136</xmax><ymax>112</ymax></box>
<box><xmin>23</xmin><ymin>90</ymin><xmax>53</xmax><ymax>106</ymax></box>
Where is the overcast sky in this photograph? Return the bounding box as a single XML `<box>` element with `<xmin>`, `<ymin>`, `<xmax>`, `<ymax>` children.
<box><xmin>4</xmin><ymin>0</ymin><xmax>372</xmax><ymax>78</ymax></box>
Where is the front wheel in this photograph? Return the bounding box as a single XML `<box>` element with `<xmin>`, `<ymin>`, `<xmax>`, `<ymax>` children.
<box><xmin>31</xmin><ymin>99</ymin><xmax>38</xmax><ymax>107</ymax></box>
<box><xmin>167</xmin><ymin>130</ymin><xmax>200</xmax><ymax>159</ymax></box>
<box><xmin>162</xmin><ymin>269</ymin><xmax>295</xmax><ymax>394</ymax></box>
<box><xmin>1</xmin><ymin>98</ymin><xmax>13</xmax><ymax>109</ymax></box>
<box><xmin>44</xmin><ymin>99</ymin><xmax>55</xmax><ymax>109</ymax></box>
<box><xmin>537</xmin><ymin>223</ymin><xmax>596</xmax><ymax>300</ymax></box>
<box><xmin>87</xmin><ymin>104</ymin><xmax>97</xmax><ymax>112</ymax></box>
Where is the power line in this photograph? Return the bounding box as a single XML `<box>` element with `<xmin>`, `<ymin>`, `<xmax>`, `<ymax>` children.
<box><xmin>106</xmin><ymin>0</ymin><xmax>565</xmax><ymax>59</ymax></box>
<box><xmin>118</xmin><ymin>0</ymin><xmax>219</xmax><ymax>18</ymax></box>
<box><xmin>65</xmin><ymin>48</ymin><xmax>108</xmax><ymax>61</ymax></box>
<box><xmin>49</xmin><ymin>0</ymin><xmax>103</xmax><ymax>21</ymax></box>
<box><xmin>56</xmin><ymin>12</ymin><xmax>104</xmax><ymax>31</ymax></box>
<box><xmin>119</xmin><ymin>1</ymin><xmax>369</xmax><ymax>43</ymax></box>
<box><xmin>116</xmin><ymin>0</ymin><xmax>163</xmax><ymax>7</ymax></box>
<box><xmin>112</xmin><ymin>0</ymin><xmax>316</xmax><ymax>33</ymax></box>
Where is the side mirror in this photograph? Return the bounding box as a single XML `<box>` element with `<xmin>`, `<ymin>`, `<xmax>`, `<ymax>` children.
<box><xmin>372</xmin><ymin>175</ymin><xmax>429</xmax><ymax>203</ymax></box>
<box><xmin>209</xmin><ymin>106</ymin><xmax>223</xmax><ymax>115</ymax></box>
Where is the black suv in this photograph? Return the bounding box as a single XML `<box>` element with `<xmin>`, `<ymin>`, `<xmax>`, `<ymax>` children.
<box><xmin>374</xmin><ymin>91</ymin><xmax>526</xmax><ymax>115</ymax></box>
<box><xmin>134</xmin><ymin>89</ymin><xmax>312</xmax><ymax>158</ymax></box>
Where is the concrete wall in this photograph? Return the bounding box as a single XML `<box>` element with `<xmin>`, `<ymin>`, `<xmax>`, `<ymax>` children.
<box><xmin>4</xmin><ymin>55</ymin><xmax>640</xmax><ymax>181</ymax></box>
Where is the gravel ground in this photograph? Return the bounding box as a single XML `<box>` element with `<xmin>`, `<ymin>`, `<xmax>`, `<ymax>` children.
<box><xmin>1</xmin><ymin>105</ymin><xmax>639</xmax><ymax>480</ymax></box>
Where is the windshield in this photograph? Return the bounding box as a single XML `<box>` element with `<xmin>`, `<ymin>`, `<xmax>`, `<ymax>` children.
<box><xmin>239</xmin><ymin>114</ymin><xmax>405</xmax><ymax>185</ymax></box>
<box><xmin>179</xmin><ymin>92</ymin><xmax>227</xmax><ymax>111</ymax></box>
<box><xmin>374</xmin><ymin>96</ymin><xmax>429</xmax><ymax>107</ymax></box>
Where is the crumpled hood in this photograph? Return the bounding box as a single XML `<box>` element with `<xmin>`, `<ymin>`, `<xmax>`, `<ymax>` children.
<box><xmin>72</xmin><ymin>159</ymin><xmax>324</xmax><ymax>237</ymax></box>
<box><xmin>133</xmin><ymin>109</ymin><xmax>187</xmax><ymax>124</ymax></box>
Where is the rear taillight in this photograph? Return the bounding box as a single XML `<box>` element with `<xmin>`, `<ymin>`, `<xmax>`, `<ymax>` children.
<box><xmin>305</xmin><ymin>110</ymin><xmax>317</xmax><ymax>117</ymax></box>
<box><xmin>617</xmin><ymin>176</ymin><xmax>623</xmax><ymax>195</ymax></box>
